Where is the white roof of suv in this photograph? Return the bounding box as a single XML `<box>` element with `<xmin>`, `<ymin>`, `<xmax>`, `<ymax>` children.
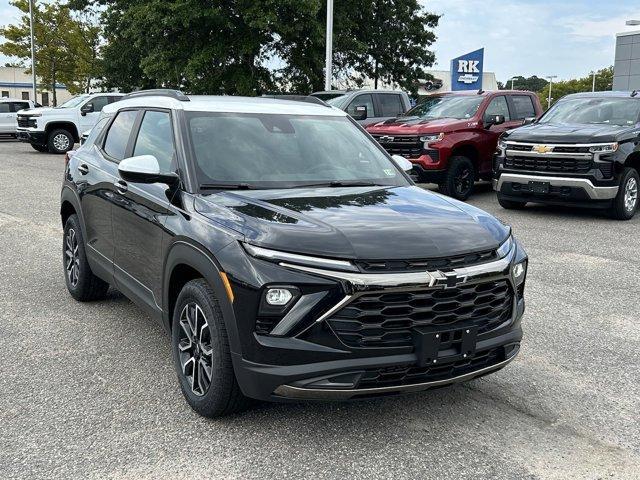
<box><xmin>102</xmin><ymin>95</ymin><xmax>347</xmax><ymax>117</ymax></box>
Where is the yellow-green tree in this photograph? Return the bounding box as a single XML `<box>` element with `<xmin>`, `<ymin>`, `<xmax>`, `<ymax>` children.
<box><xmin>538</xmin><ymin>67</ymin><xmax>614</xmax><ymax>108</ymax></box>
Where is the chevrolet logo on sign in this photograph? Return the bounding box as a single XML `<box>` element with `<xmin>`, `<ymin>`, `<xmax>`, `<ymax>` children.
<box><xmin>533</xmin><ymin>145</ymin><xmax>554</xmax><ymax>154</ymax></box>
<box><xmin>379</xmin><ymin>136</ymin><xmax>395</xmax><ymax>143</ymax></box>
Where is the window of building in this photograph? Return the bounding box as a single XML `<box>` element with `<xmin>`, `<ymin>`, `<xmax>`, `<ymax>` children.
<box><xmin>41</xmin><ymin>92</ymin><xmax>49</xmax><ymax>106</ymax></box>
<box><xmin>22</xmin><ymin>92</ymin><xmax>29</xmax><ymax>101</ymax></box>
<box><xmin>1</xmin><ymin>91</ymin><xmax>9</xmax><ymax>98</ymax></box>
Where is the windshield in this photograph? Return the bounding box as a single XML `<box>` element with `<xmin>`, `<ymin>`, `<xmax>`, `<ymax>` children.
<box><xmin>187</xmin><ymin>113</ymin><xmax>408</xmax><ymax>189</ymax></box>
<box><xmin>56</xmin><ymin>95</ymin><xmax>91</xmax><ymax>109</ymax></box>
<box><xmin>540</xmin><ymin>97</ymin><xmax>640</xmax><ymax>126</ymax></box>
<box><xmin>405</xmin><ymin>95</ymin><xmax>484</xmax><ymax>119</ymax></box>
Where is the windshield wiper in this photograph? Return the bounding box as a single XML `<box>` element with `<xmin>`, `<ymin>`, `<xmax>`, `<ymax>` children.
<box><xmin>299</xmin><ymin>181</ymin><xmax>387</xmax><ymax>188</ymax></box>
<box><xmin>200</xmin><ymin>183</ymin><xmax>254</xmax><ymax>190</ymax></box>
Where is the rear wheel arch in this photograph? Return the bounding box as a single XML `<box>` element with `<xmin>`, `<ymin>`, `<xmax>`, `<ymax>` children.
<box><xmin>60</xmin><ymin>187</ymin><xmax>86</xmax><ymax>237</ymax></box>
<box><xmin>163</xmin><ymin>241</ymin><xmax>242</xmax><ymax>355</ymax></box>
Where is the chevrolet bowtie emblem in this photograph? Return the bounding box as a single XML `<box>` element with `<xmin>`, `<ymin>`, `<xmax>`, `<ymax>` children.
<box><xmin>435</xmin><ymin>272</ymin><xmax>468</xmax><ymax>289</ymax></box>
<box><xmin>533</xmin><ymin>144</ymin><xmax>553</xmax><ymax>154</ymax></box>
<box><xmin>379</xmin><ymin>135</ymin><xmax>395</xmax><ymax>142</ymax></box>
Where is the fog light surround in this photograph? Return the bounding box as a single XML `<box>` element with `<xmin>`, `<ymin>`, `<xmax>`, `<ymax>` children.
<box><xmin>266</xmin><ymin>288</ymin><xmax>294</xmax><ymax>306</ymax></box>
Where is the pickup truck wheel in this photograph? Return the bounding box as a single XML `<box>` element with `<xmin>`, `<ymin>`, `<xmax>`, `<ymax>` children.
<box><xmin>171</xmin><ymin>279</ymin><xmax>252</xmax><ymax>417</ymax></box>
<box><xmin>47</xmin><ymin>129</ymin><xmax>74</xmax><ymax>154</ymax></box>
<box><xmin>611</xmin><ymin>168</ymin><xmax>639</xmax><ymax>220</ymax></box>
<box><xmin>31</xmin><ymin>144</ymin><xmax>49</xmax><ymax>153</ymax></box>
<box><xmin>497</xmin><ymin>194</ymin><xmax>527</xmax><ymax>210</ymax></box>
<box><xmin>439</xmin><ymin>156</ymin><xmax>475</xmax><ymax>200</ymax></box>
<box><xmin>63</xmin><ymin>214</ymin><xmax>110</xmax><ymax>301</ymax></box>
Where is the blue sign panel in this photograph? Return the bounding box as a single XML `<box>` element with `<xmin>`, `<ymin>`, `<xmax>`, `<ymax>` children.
<box><xmin>451</xmin><ymin>48</ymin><xmax>484</xmax><ymax>91</ymax></box>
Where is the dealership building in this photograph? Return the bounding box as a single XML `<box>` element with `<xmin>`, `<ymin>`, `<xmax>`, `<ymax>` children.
<box><xmin>613</xmin><ymin>31</ymin><xmax>640</xmax><ymax>91</ymax></box>
<box><xmin>0</xmin><ymin>67</ymin><xmax>73</xmax><ymax>106</ymax></box>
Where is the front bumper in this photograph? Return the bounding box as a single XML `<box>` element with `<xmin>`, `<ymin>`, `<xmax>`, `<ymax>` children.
<box><xmin>228</xmin><ymin>241</ymin><xmax>527</xmax><ymax>402</ymax></box>
<box><xmin>494</xmin><ymin>173</ymin><xmax>619</xmax><ymax>201</ymax></box>
<box><xmin>16</xmin><ymin>129</ymin><xmax>47</xmax><ymax>145</ymax></box>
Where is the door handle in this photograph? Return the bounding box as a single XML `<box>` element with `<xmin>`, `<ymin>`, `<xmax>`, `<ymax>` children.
<box><xmin>115</xmin><ymin>180</ymin><xmax>128</xmax><ymax>194</ymax></box>
<box><xmin>78</xmin><ymin>163</ymin><xmax>89</xmax><ymax>175</ymax></box>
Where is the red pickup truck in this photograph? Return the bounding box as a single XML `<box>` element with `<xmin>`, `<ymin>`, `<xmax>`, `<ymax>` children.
<box><xmin>366</xmin><ymin>90</ymin><xmax>544</xmax><ymax>200</ymax></box>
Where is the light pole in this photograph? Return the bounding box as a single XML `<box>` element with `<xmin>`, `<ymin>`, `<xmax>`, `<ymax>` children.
<box><xmin>546</xmin><ymin>75</ymin><xmax>557</xmax><ymax>108</ymax></box>
<box><xmin>28</xmin><ymin>0</ymin><xmax>36</xmax><ymax>102</ymax></box>
<box><xmin>324</xmin><ymin>0</ymin><xmax>334</xmax><ymax>91</ymax></box>
<box><xmin>591</xmin><ymin>71</ymin><xmax>596</xmax><ymax>92</ymax></box>
<box><xmin>509</xmin><ymin>77</ymin><xmax>517</xmax><ymax>90</ymax></box>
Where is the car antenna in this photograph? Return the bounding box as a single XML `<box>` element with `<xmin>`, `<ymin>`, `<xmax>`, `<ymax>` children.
<box><xmin>631</xmin><ymin>90</ymin><xmax>638</xmax><ymax>97</ymax></box>
<box><xmin>477</xmin><ymin>89</ymin><xmax>484</xmax><ymax>95</ymax></box>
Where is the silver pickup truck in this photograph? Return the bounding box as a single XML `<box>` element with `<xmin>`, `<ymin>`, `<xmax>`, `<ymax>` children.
<box><xmin>311</xmin><ymin>89</ymin><xmax>412</xmax><ymax>125</ymax></box>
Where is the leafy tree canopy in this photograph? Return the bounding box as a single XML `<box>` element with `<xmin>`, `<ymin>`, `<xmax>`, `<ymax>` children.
<box><xmin>538</xmin><ymin>66</ymin><xmax>613</xmax><ymax>107</ymax></box>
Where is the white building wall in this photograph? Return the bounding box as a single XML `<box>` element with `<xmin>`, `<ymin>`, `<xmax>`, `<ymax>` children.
<box><xmin>0</xmin><ymin>67</ymin><xmax>74</xmax><ymax>105</ymax></box>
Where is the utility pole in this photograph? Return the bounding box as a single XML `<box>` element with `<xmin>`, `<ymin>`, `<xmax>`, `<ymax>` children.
<box><xmin>591</xmin><ymin>71</ymin><xmax>596</xmax><ymax>92</ymax></box>
<box><xmin>324</xmin><ymin>0</ymin><xmax>334</xmax><ymax>91</ymax></box>
<box><xmin>546</xmin><ymin>75</ymin><xmax>557</xmax><ymax>108</ymax></box>
<box><xmin>28</xmin><ymin>0</ymin><xmax>37</xmax><ymax>102</ymax></box>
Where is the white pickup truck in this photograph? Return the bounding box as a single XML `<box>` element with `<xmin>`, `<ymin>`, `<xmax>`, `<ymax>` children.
<box><xmin>0</xmin><ymin>98</ymin><xmax>37</xmax><ymax>137</ymax></box>
<box><xmin>16</xmin><ymin>92</ymin><xmax>123</xmax><ymax>153</ymax></box>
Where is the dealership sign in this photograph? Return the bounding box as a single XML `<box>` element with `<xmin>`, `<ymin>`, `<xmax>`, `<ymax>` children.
<box><xmin>451</xmin><ymin>48</ymin><xmax>484</xmax><ymax>91</ymax></box>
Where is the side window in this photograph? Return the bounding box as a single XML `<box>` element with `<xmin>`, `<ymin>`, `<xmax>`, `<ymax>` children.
<box><xmin>512</xmin><ymin>95</ymin><xmax>536</xmax><ymax>120</ymax></box>
<box><xmin>485</xmin><ymin>96</ymin><xmax>511</xmax><ymax>121</ymax></box>
<box><xmin>103</xmin><ymin>110</ymin><xmax>138</xmax><ymax>161</ymax></box>
<box><xmin>377</xmin><ymin>94</ymin><xmax>404</xmax><ymax>117</ymax></box>
<box><xmin>88</xmin><ymin>96</ymin><xmax>109</xmax><ymax>113</ymax></box>
<box><xmin>10</xmin><ymin>102</ymin><xmax>29</xmax><ymax>112</ymax></box>
<box><xmin>83</xmin><ymin>117</ymin><xmax>110</xmax><ymax>148</ymax></box>
<box><xmin>133</xmin><ymin>110</ymin><xmax>176</xmax><ymax>172</ymax></box>
<box><xmin>0</xmin><ymin>103</ymin><xmax>10</xmax><ymax>113</ymax></box>
<box><xmin>346</xmin><ymin>94</ymin><xmax>374</xmax><ymax>117</ymax></box>
<box><xmin>109</xmin><ymin>96</ymin><xmax>122</xmax><ymax>104</ymax></box>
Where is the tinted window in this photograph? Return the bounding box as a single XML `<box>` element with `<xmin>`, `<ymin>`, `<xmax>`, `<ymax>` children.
<box><xmin>540</xmin><ymin>97</ymin><xmax>640</xmax><ymax>126</ymax></box>
<box><xmin>512</xmin><ymin>95</ymin><xmax>536</xmax><ymax>119</ymax></box>
<box><xmin>133</xmin><ymin>111</ymin><xmax>175</xmax><ymax>171</ymax></box>
<box><xmin>377</xmin><ymin>94</ymin><xmax>404</xmax><ymax>116</ymax></box>
<box><xmin>406</xmin><ymin>95</ymin><xmax>483</xmax><ymax>119</ymax></box>
<box><xmin>82</xmin><ymin>117</ymin><xmax>110</xmax><ymax>148</ymax></box>
<box><xmin>346</xmin><ymin>94</ymin><xmax>374</xmax><ymax>117</ymax></box>
<box><xmin>103</xmin><ymin>110</ymin><xmax>138</xmax><ymax>160</ymax></box>
<box><xmin>11</xmin><ymin>102</ymin><xmax>29</xmax><ymax>112</ymax></box>
<box><xmin>0</xmin><ymin>103</ymin><xmax>10</xmax><ymax>113</ymax></box>
<box><xmin>21</xmin><ymin>92</ymin><xmax>29</xmax><ymax>100</ymax></box>
<box><xmin>88</xmin><ymin>96</ymin><xmax>109</xmax><ymax>113</ymax></box>
<box><xmin>485</xmin><ymin>96</ymin><xmax>510</xmax><ymax>121</ymax></box>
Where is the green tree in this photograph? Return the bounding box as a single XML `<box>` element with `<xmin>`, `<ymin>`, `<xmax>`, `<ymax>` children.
<box><xmin>538</xmin><ymin>67</ymin><xmax>613</xmax><ymax>107</ymax></box>
<box><xmin>499</xmin><ymin>75</ymin><xmax>548</xmax><ymax>92</ymax></box>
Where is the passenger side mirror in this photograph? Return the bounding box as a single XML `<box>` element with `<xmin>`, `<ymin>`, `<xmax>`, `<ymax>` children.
<box><xmin>80</xmin><ymin>103</ymin><xmax>94</xmax><ymax>116</ymax></box>
<box><xmin>391</xmin><ymin>154</ymin><xmax>413</xmax><ymax>173</ymax></box>
<box><xmin>484</xmin><ymin>114</ymin><xmax>505</xmax><ymax>128</ymax></box>
<box><xmin>351</xmin><ymin>105</ymin><xmax>368</xmax><ymax>121</ymax></box>
<box><xmin>118</xmin><ymin>155</ymin><xmax>180</xmax><ymax>186</ymax></box>
<box><xmin>523</xmin><ymin>116</ymin><xmax>536</xmax><ymax>125</ymax></box>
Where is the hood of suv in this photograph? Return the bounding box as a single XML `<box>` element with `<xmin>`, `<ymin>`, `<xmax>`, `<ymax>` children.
<box><xmin>194</xmin><ymin>186</ymin><xmax>509</xmax><ymax>260</ymax></box>
<box><xmin>366</xmin><ymin>116</ymin><xmax>471</xmax><ymax>135</ymax></box>
<box><xmin>506</xmin><ymin>122</ymin><xmax>632</xmax><ymax>143</ymax></box>
<box><xmin>18</xmin><ymin>107</ymin><xmax>56</xmax><ymax>116</ymax></box>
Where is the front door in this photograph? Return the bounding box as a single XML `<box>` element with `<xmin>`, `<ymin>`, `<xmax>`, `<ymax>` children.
<box><xmin>112</xmin><ymin>109</ymin><xmax>178</xmax><ymax>317</ymax></box>
<box><xmin>479</xmin><ymin>95</ymin><xmax>520</xmax><ymax>174</ymax></box>
<box><xmin>78</xmin><ymin>96</ymin><xmax>110</xmax><ymax>133</ymax></box>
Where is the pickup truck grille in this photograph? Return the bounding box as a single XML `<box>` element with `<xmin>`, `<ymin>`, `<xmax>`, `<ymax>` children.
<box><xmin>327</xmin><ymin>279</ymin><xmax>513</xmax><ymax>349</ymax></box>
<box><xmin>504</xmin><ymin>156</ymin><xmax>592</xmax><ymax>173</ymax></box>
<box><xmin>17</xmin><ymin>117</ymin><xmax>37</xmax><ymax>128</ymax></box>
<box><xmin>372</xmin><ymin>135</ymin><xmax>423</xmax><ymax>158</ymax></box>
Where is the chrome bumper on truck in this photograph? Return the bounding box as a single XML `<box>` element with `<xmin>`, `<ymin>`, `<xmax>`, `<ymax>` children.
<box><xmin>494</xmin><ymin>173</ymin><xmax>619</xmax><ymax>200</ymax></box>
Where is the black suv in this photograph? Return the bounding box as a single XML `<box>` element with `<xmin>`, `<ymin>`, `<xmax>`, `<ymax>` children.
<box><xmin>494</xmin><ymin>92</ymin><xmax>640</xmax><ymax>219</ymax></box>
<box><xmin>61</xmin><ymin>90</ymin><xmax>528</xmax><ymax>417</ymax></box>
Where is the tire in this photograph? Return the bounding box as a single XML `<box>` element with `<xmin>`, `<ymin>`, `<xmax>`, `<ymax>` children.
<box><xmin>47</xmin><ymin>128</ymin><xmax>74</xmax><ymax>154</ymax></box>
<box><xmin>171</xmin><ymin>279</ymin><xmax>251</xmax><ymax>417</ymax></box>
<box><xmin>610</xmin><ymin>167</ymin><xmax>639</xmax><ymax>220</ymax></box>
<box><xmin>63</xmin><ymin>214</ymin><xmax>110</xmax><ymax>301</ymax></box>
<box><xmin>31</xmin><ymin>143</ymin><xmax>49</xmax><ymax>152</ymax></box>
<box><xmin>439</xmin><ymin>156</ymin><xmax>475</xmax><ymax>200</ymax></box>
<box><xmin>497</xmin><ymin>194</ymin><xmax>527</xmax><ymax>210</ymax></box>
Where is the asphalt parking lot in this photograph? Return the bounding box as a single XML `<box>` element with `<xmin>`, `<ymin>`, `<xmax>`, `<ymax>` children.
<box><xmin>0</xmin><ymin>140</ymin><xmax>638</xmax><ymax>480</ymax></box>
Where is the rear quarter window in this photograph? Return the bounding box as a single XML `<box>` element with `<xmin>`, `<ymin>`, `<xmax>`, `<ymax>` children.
<box><xmin>512</xmin><ymin>95</ymin><xmax>536</xmax><ymax>119</ymax></box>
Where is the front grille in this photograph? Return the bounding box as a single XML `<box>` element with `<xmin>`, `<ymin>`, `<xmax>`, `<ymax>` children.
<box><xmin>504</xmin><ymin>156</ymin><xmax>591</xmax><ymax>173</ymax></box>
<box><xmin>327</xmin><ymin>279</ymin><xmax>514</xmax><ymax>349</ymax></box>
<box><xmin>372</xmin><ymin>135</ymin><xmax>423</xmax><ymax>158</ymax></box>
<box><xmin>17</xmin><ymin>117</ymin><xmax>36</xmax><ymax>128</ymax></box>
<box><xmin>355</xmin><ymin>250</ymin><xmax>497</xmax><ymax>273</ymax></box>
<box><xmin>358</xmin><ymin>347</ymin><xmax>504</xmax><ymax>388</ymax></box>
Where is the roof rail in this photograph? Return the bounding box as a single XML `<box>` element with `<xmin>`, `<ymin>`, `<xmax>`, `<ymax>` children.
<box><xmin>123</xmin><ymin>89</ymin><xmax>190</xmax><ymax>102</ymax></box>
<box><xmin>262</xmin><ymin>94</ymin><xmax>328</xmax><ymax>106</ymax></box>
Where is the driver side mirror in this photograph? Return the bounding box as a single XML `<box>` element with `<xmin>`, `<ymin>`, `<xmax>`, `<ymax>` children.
<box><xmin>351</xmin><ymin>105</ymin><xmax>368</xmax><ymax>121</ymax></box>
<box><xmin>118</xmin><ymin>155</ymin><xmax>180</xmax><ymax>186</ymax></box>
<box><xmin>391</xmin><ymin>154</ymin><xmax>413</xmax><ymax>173</ymax></box>
<box><xmin>484</xmin><ymin>114</ymin><xmax>505</xmax><ymax>128</ymax></box>
<box><xmin>80</xmin><ymin>103</ymin><xmax>94</xmax><ymax>116</ymax></box>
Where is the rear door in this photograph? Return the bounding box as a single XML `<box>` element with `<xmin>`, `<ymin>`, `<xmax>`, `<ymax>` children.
<box><xmin>507</xmin><ymin>94</ymin><xmax>539</xmax><ymax>123</ymax></box>
<box><xmin>373</xmin><ymin>93</ymin><xmax>406</xmax><ymax>123</ymax></box>
<box><xmin>0</xmin><ymin>102</ymin><xmax>13</xmax><ymax>133</ymax></box>
<box><xmin>112</xmin><ymin>108</ymin><xmax>178</xmax><ymax>317</ymax></box>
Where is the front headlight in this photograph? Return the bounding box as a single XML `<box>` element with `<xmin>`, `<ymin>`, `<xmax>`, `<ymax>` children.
<box><xmin>420</xmin><ymin>133</ymin><xmax>444</xmax><ymax>147</ymax></box>
<box><xmin>513</xmin><ymin>260</ymin><xmax>527</xmax><ymax>285</ymax></box>
<box><xmin>496</xmin><ymin>235</ymin><xmax>513</xmax><ymax>258</ymax></box>
<box><xmin>498</xmin><ymin>140</ymin><xmax>508</xmax><ymax>150</ymax></box>
<box><xmin>589</xmin><ymin>143</ymin><xmax>618</xmax><ymax>154</ymax></box>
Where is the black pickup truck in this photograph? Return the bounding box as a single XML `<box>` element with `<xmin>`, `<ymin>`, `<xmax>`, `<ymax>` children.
<box><xmin>493</xmin><ymin>91</ymin><xmax>640</xmax><ymax>220</ymax></box>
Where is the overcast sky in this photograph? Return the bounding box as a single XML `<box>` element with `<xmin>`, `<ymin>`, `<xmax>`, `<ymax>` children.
<box><xmin>1</xmin><ymin>0</ymin><xmax>640</xmax><ymax>83</ymax></box>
